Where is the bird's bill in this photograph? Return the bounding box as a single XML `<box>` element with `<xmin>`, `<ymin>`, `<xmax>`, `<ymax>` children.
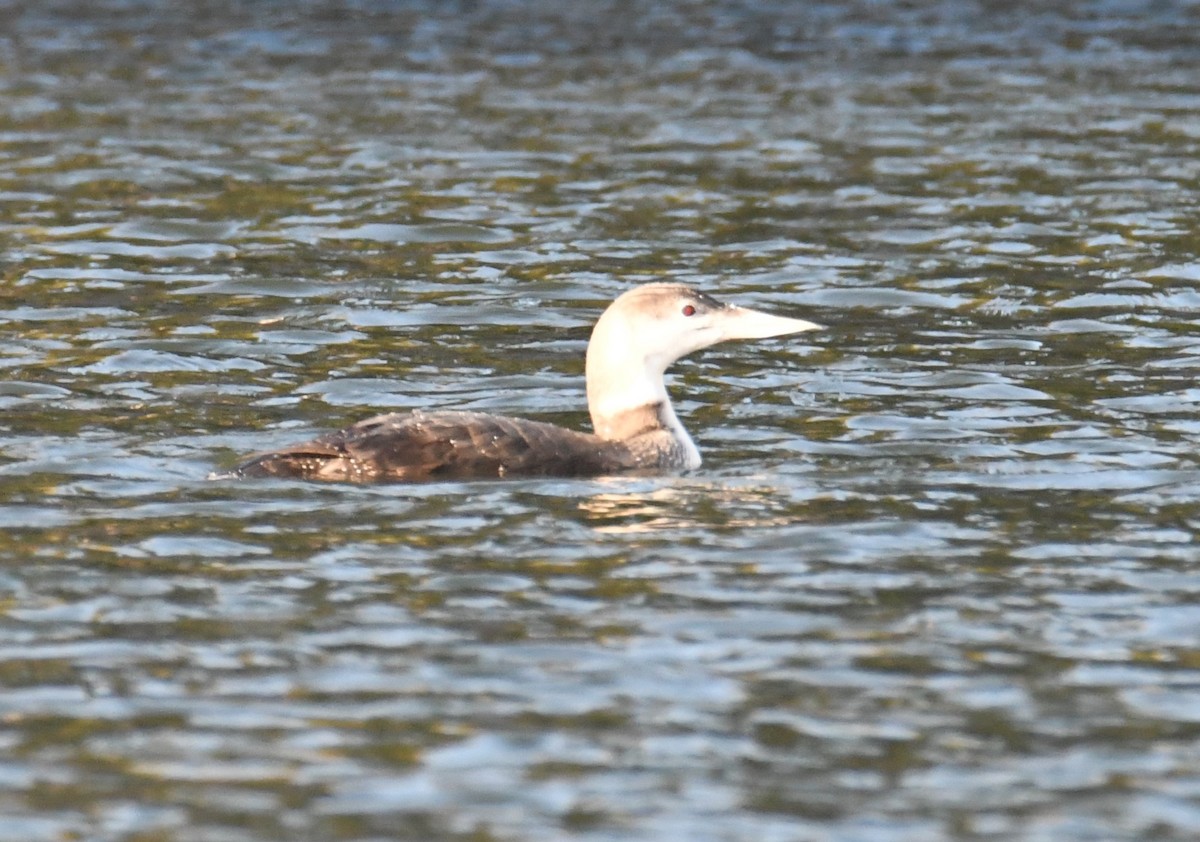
<box><xmin>719</xmin><ymin>305</ymin><xmax>823</xmax><ymax>341</ymax></box>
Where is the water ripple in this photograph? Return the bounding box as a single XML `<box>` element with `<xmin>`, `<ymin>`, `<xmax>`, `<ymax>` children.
<box><xmin>1</xmin><ymin>2</ymin><xmax>1198</xmax><ymax>842</ymax></box>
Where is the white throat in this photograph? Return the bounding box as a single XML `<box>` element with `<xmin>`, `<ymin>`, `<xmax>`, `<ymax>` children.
<box><xmin>585</xmin><ymin>316</ymin><xmax>701</xmax><ymax>467</ymax></box>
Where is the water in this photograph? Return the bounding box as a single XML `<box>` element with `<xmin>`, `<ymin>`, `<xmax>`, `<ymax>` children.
<box><xmin>3</xmin><ymin>1</ymin><xmax>1200</xmax><ymax>839</ymax></box>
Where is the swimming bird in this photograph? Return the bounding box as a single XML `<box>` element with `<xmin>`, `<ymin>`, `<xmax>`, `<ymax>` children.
<box><xmin>228</xmin><ymin>283</ymin><xmax>821</xmax><ymax>482</ymax></box>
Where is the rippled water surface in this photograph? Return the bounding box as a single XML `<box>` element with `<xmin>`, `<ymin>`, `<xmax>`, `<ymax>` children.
<box><xmin>3</xmin><ymin>1</ymin><xmax>1200</xmax><ymax>839</ymax></box>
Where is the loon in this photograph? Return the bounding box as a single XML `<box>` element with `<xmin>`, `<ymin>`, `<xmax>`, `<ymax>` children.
<box><xmin>228</xmin><ymin>283</ymin><xmax>821</xmax><ymax>483</ymax></box>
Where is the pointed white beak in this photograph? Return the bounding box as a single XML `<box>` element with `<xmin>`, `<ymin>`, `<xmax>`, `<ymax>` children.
<box><xmin>718</xmin><ymin>305</ymin><xmax>823</xmax><ymax>341</ymax></box>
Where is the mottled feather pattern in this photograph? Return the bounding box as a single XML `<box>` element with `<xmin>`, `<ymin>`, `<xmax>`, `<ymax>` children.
<box><xmin>234</xmin><ymin>410</ymin><xmax>648</xmax><ymax>482</ymax></box>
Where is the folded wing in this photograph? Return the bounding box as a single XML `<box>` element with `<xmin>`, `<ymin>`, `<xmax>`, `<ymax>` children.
<box><xmin>233</xmin><ymin>410</ymin><xmax>644</xmax><ymax>482</ymax></box>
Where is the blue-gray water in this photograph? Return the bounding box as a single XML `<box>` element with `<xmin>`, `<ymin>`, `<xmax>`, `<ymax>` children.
<box><xmin>2</xmin><ymin>1</ymin><xmax>1200</xmax><ymax>840</ymax></box>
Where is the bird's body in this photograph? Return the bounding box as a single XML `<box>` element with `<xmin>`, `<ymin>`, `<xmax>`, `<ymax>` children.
<box><xmin>227</xmin><ymin>283</ymin><xmax>820</xmax><ymax>483</ymax></box>
<box><xmin>235</xmin><ymin>409</ymin><xmax>674</xmax><ymax>482</ymax></box>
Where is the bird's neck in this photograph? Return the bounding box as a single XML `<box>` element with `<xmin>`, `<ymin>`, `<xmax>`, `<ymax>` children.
<box><xmin>585</xmin><ymin>348</ymin><xmax>701</xmax><ymax>468</ymax></box>
<box><xmin>592</xmin><ymin>399</ymin><xmax>668</xmax><ymax>440</ymax></box>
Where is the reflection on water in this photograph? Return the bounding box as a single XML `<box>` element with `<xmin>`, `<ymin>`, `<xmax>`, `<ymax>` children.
<box><xmin>2</xmin><ymin>1</ymin><xmax>1200</xmax><ymax>840</ymax></box>
<box><xmin>580</xmin><ymin>482</ymin><xmax>806</xmax><ymax>533</ymax></box>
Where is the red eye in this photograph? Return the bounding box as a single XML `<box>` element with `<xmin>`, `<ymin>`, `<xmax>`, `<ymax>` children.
<box><xmin>681</xmin><ymin>304</ymin><xmax>696</xmax><ymax>317</ymax></box>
